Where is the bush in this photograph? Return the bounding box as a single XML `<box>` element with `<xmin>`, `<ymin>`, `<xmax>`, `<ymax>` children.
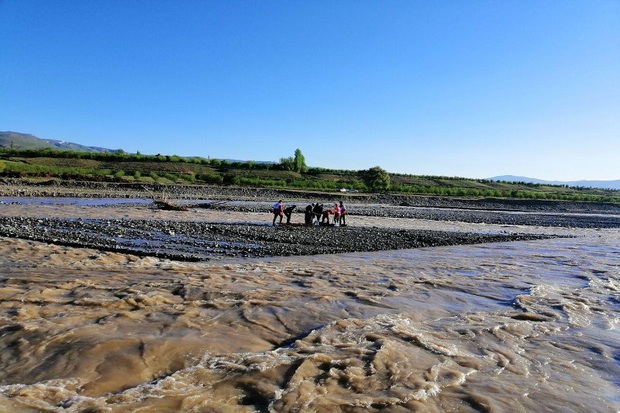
<box><xmin>223</xmin><ymin>174</ymin><xmax>241</xmax><ymax>185</ymax></box>
<box><xmin>179</xmin><ymin>173</ymin><xmax>196</xmax><ymax>183</ymax></box>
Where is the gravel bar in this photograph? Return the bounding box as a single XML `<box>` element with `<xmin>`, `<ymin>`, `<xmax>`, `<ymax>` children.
<box><xmin>0</xmin><ymin>216</ymin><xmax>559</xmax><ymax>261</ymax></box>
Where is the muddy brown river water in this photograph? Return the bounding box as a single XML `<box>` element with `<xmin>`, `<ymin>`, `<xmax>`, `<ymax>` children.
<box><xmin>0</xmin><ymin>199</ymin><xmax>618</xmax><ymax>412</ymax></box>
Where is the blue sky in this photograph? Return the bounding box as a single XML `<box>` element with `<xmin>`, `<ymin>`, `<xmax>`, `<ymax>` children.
<box><xmin>1</xmin><ymin>1</ymin><xmax>618</xmax><ymax>181</ymax></box>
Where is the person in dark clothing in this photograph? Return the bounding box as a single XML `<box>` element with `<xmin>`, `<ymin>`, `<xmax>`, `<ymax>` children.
<box><xmin>304</xmin><ymin>204</ymin><xmax>314</xmax><ymax>226</ymax></box>
<box><xmin>312</xmin><ymin>203</ymin><xmax>323</xmax><ymax>224</ymax></box>
<box><xmin>284</xmin><ymin>205</ymin><xmax>296</xmax><ymax>224</ymax></box>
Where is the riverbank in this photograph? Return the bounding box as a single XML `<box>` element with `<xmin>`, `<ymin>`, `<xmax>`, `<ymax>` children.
<box><xmin>2</xmin><ymin>180</ymin><xmax>620</xmax><ymax>260</ymax></box>
<box><xmin>3</xmin><ymin>178</ymin><xmax>620</xmax><ymax>214</ymax></box>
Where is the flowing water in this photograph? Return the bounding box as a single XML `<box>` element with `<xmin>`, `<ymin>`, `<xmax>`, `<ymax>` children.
<box><xmin>0</xmin><ymin>200</ymin><xmax>618</xmax><ymax>412</ymax></box>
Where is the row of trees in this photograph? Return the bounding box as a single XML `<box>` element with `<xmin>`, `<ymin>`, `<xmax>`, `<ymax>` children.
<box><xmin>3</xmin><ymin>147</ymin><xmax>619</xmax><ymax>202</ymax></box>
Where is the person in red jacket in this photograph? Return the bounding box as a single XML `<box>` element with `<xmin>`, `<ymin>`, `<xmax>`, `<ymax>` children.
<box><xmin>333</xmin><ymin>202</ymin><xmax>341</xmax><ymax>225</ymax></box>
<box><xmin>321</xmin><ymin>207</ymin><xmax>332</xmax><ymax>224</ymax></box>
<box><xmin>322</xmin><ymin>203</ymin><xmax>341</xmax><ymax>225</ymax></box>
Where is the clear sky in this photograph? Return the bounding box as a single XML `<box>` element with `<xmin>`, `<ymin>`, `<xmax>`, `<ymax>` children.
<box><xmin>1</xmin><ymin>1</ymin><xmax>619</xmax><ymax>181</ymax></box>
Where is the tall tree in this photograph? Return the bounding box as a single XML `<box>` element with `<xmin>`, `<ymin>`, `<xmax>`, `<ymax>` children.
<box><xmin>293</xmin><ymin>149</ymin><xmax>307</xmax><ymax>173</ymax></box>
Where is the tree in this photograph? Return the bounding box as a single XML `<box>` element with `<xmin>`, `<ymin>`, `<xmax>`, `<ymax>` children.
<box><xmin>280</xmin><ymin>149</ymin><xmax>308</xmax><ymax>173</ymax></box>
<box><xmin>361</xmin><ymin>166</ymin><xmax>391</xmax><ymax>191</ymax></box>
<box><xmin>279</xmin><ymin>156</ymin><xmax>295</xmax><ymax>171</ymax></box>
<box><xmin>293</xmin><ymin>149</ymin><xmax>307</xmax><ymax>173</ymax></box>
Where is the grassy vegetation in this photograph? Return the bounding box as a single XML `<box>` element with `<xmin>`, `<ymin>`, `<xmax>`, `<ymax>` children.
<box><xmin>1</xmin><ymin>147</ymin><xmax>619</xmax><ymax>203</ymax></box>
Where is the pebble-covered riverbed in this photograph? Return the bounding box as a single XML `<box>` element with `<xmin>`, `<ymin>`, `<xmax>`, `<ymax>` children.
<box><xmin>0</xmin><ymin>215</ymin><xmax>556</xmax><ymax>261</ymax></box>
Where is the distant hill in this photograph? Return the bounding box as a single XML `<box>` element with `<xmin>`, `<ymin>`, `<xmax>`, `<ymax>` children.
<box><xmin>489</xmin><ymin>175</ymin><xmax>620</xmax><ymax>191</ymax></box>
<box><xmin>0</xmin><ymin>131</ymin><xmax>273</xmax><ymax>164</ymax></box>
<box><xmin>0</xmin><ymin>131</ymin><xmax>119</xmax><ymax>153</ymax></box>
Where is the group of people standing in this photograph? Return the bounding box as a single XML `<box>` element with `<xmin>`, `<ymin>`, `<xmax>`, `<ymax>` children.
<box><xmin>272</xmin><ymin>200</ymin><xmax>347</xmax><ymax>226</ymax></box>
<box><xmin>319</xmin><ymin>201</ymin><xmax>346</xmax><ymax>226</ymax></box>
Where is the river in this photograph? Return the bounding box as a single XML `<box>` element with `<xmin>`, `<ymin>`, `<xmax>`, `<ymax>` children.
<box><xmin>0</xmin><ymin>199</ymin><xmax>618</xmax><ymax>412</ymax></box>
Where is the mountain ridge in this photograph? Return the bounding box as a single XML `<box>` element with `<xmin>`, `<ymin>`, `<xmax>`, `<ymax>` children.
<box><xmin>0</xmin><ymin>131</ymin><xmax>119</xmax><ymax>153</ymax></box>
